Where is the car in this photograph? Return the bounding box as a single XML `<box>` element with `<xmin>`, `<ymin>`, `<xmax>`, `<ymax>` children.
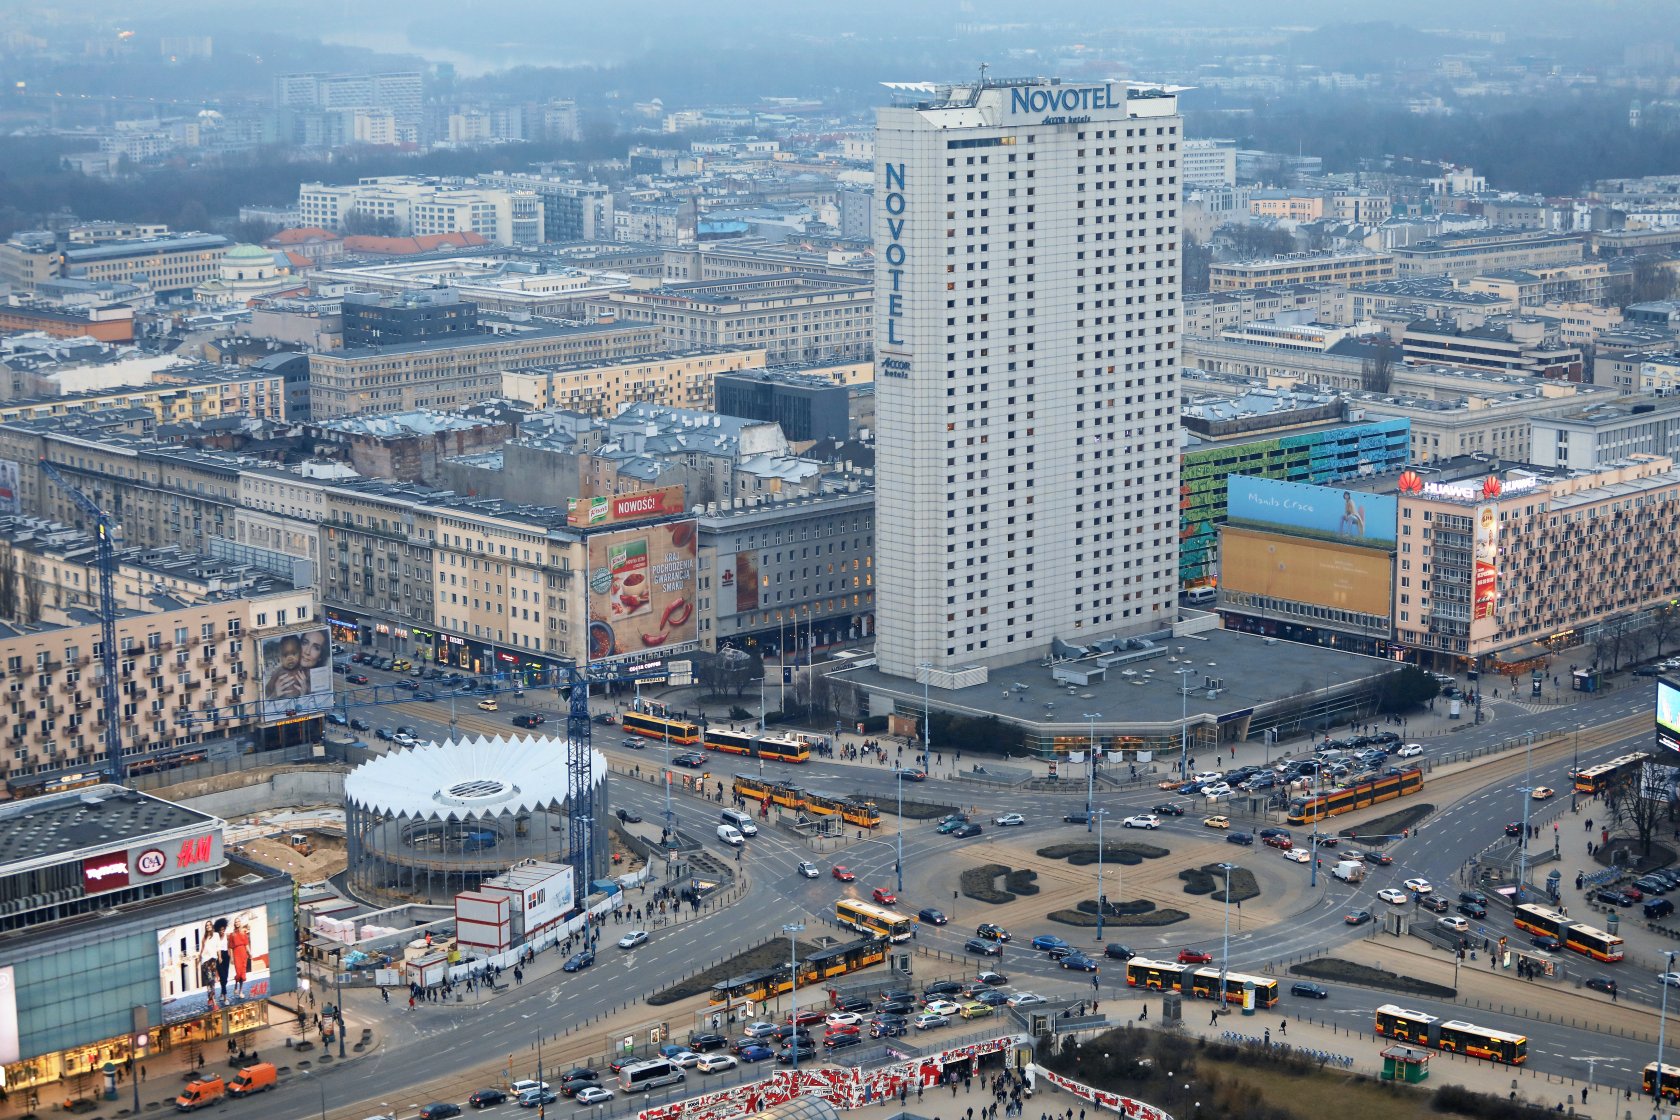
<box><xmin>797</xmin><ymin>861</ymin><xmax>820</xmax><ymax>879</ymax></box>
<box><xmin>1457</xmin><ymin>901</ymin><xmax>1488</xmax><ymax>918</ymax></box>
<box><xmin>959</xmin><ymin>1000</ymin><xmax>996</xmax><ymax>1019</ymax></box>
<box><xmin>995</xmin><ymin>813</ymin><xmax>1026</xmax><ymax>827</ymax></box>
<box><xmin>476</xmin><ymin>697</ymin><xmax>499</xmax><ymax>711</ymax></box>
<box><xmin>913</xmin><ymin>1010</ymin><xmax>950</xmax><ymax>1030</ymax></box>
<box><xmin>1308</xmin><ymin>832</ymin><xmax>1339</xmax><ymax>848</ymax></box>
<box><xmin>871</xmin><ymin>1020</ymin><xmax>908</xmax><ymax>1038</ymax></box>
<box><xmin>1647</xmin><ymin>898</ymin><xmax>1676</xmax><ymax>919</ymax></box>
<box><xmin>918</xmin><ymin>907</ymin><xmax>948</xmax><ymax>925</ymax></box>
<box><xmin>515</xmin><ymin>1079</ymin><xmax>555</xmax><ymax>1096</ymax></box>
<box><xmin>832</xmin><ymin>865</ymin><xmax>855</xmax><ymax>882</ymax></box>
<box><xmin>1585</xmin><ymin>977</ymin><xmax>1620</xmax><ymax>996</ymax></box>
<box><xmin>825</xmin><ymin>1033</ymin><xmax>863</xmax><ymax>1052</ymax></box>
<box><xmin>696</xmin><ymin>1054</ymin><xmax>737</xmax><ymax>1073</ymax></box>
<box><xmin>1062</xmin><ymin>810</ymin><xmax>1091</xmax><ymax>825</ymax></box>
<box><xmin>744</xmin><ymin>1020</ymin><xmax>781</xmax><ymax>1039</ymax></box>
<box><xmin>737</xmin><ymin>1044</ymin><xmax>774</xmax><ymax>1064</ymax></box>
<box><xmin>1530</xmin><ymin>934</ymin><xmax>1562</xmax><ymax>950</ymax></box>
<box><xmin>1263</xmin><ymin>834</ymin><xmax>1294</xmax><ymax>850</ymax></box>
<box><xmin>349</xmin><ymin>717</ymin><xmax>371</xmax><ymax>731</ymax></box>
<box><xmin>825</xmin><ymin>1011</ymin><xmax>862</xmax><ymax>1027</ymax></box>
<box><xmin>1596</xmin><ymin>888</ymin><xmax>1640</xmax><ymax>907</ymax></box>
<box><xmin>1104</xmin><ymin>943</ymin><xmax>1135</xmax><ymax>961</ymax></box>
<box><xmin>1438</xmin><ymin>915</ymin><xmax>1470</xmax><ymax>933</ymax></box>
<box><xmin>1178</xmin><ymin>948</ymin><xmax>1214</xmax><ymax>964</ymax></box>
<box><xmin>1504</xmin><ymin>822</ymin><xmax>1524</xmax><ymax>836</ymax></box>
<box><xmin>395</xmin><ymin>680</ymin><xmax>420</xmax><ymax>692</ymax></box>
<box><xmin>1061</xmin><ymin>952</ymin><xmax>1098</xmax><ymax>972</ymax></box>
<box><xmin>563</xmin><ymin>950</ymin><xmax>595</xmax><ymax>972</ymax></box>
<box><xmin>415</xmin><ymin>690</ymin><xmax>438</xmax><ymax>702</ymax></box>
<box><xmin>1661</xmin><ymin>973</ymin><xmax>1680</xmax><ymax>989</ymax></box>
<box><xmin>872</xmin><ymin>887</ymin><xmax>898</xmax><ymax>905</ymax></box>
<box><xmin>922</xmin><ymin>980</ymin><xmax>965</xmax><ymax>998</ymax></box>
<box><xmin>1419</xmin><ymin>895</ymin><xmax>1450</xmax><ymax>913</ymax></box>
<box><xmin>1403</xmin><ymin>877</ymin><xmax>1433</xmax><ymax>894</ymax></box>
<box><xmin>950</xmin><ymin>822</ymin><xmax>983</xmax><ymax>838</ymax></box>
<box><xmin>972</xmin><ymin>988</ymin><xmax>1010</xmax><ymax>1007</ymax></box>
<box><xmin>1152</xmin><ymin>803</ymin><xmax>1187</xmax><ymax>816</ymax></box>
<box><xmin>419</xmin><ymin>1106</ymin><xmax>462</xmax><ymax>1120</ymax></box>
<box><xmin>574</xmin><ymin>1087</ymin><xmax>614</xmax><ymax>1105</ymax></box>
<box><xmin>618</xmin><ymin>930</ymin><xmax>649</xmax><ymax>949</ymax></box>
<box><xmin>1031</xmin><ymin>934</ymin><xmax>1069</xmax><ymax>952</ymax></box>
<box><xmin>1377</xmin><ymin>888</ymin><xmax>1409</xmax><ymax>905</ymax></box>
<box><xmin>787</xmin><ymin>1009</ymin><xmax>826</xmax><ymax>1027</ymax></box>
<box><xmin>1202</xmin><ymin>815</ymin><xmax>1230</xmax><ymax>830</ymax></box>
<box><xmin>614</xmin><ymin>807</ymin><xmax>643</xmax><ymax>824</ymax></box>
<box><xmin>621</xmin><ymin>737</ymin><xmax>645</xmax><ymax>751</ymax></box>
<box><xmin>517</xmin><ymin>1090</ymin><xmax>558</xmax><ymax>1109</ymax></box>
<box><xmin>1366</xmin><ymin>851</ymin><xmax>1394</xmax><ymax>866</ymax></box>
<box><xmin>1282</xmin><ymin>848</ymin><xmax>1311</xmax><ymax>863</ymax></box>
<box><xmin>1201</xmin><ymin>782</ymin><xmax>1233</xmax><ymax>798</ymax></box>
<box><xmin>1290</xmin><ymin>981</ymin><xmax>1329</xmax><ymax>999</ymax></box>
<box><xmin>896</xmin><ymin>768</ymin><xmax>928</xmax><ymax>781</ymax></box>
<box><xmin>326</xmin><ymin>711</ymin><xmax>349</xmax><ymax>726</ymax></box>
<box><xmin>347</xmin><ymin>673</ymin><xmax>369</xmax><ymax>685</ymax></box>
<box><xmin>976</xmin><ymin>923</ymin><xmax>1011</xmax><ymax>942</ymax></box>
<box><xmin>1226</xmin><ymin>832</ymin><xmax>1254</xmax><ymax>846</ymax></box>
<box><xmin>1259</xmin><ymin>827</ymin><xmax>1291</xmax><ymax>839</ymax></box>
<box><xmin>1345</xmin><ymin>909</ymin><xmax>1373</xmax><ymax>926</ymax></box>
<box><xmin>469</xmin><ymin>1089</ymin><xmax>507</xmax><ymax>1108</ymax></box>
<box><xmin>875</xmin><ymin>999</ymin><xmax>916</xmax><ymax>1017</ymax></box>
<box><xmin>777</xmin><ymin>1045</ymin><xmax>816</xmax><ymax>1064</ymax></box>
<box><xmin>1636</xmin><ymin>876</ymin><xmax>1670</xmax><ymax>894</ymax></box>
<box><xmin>1122</xmin><ymin>814</ymin><xmax>1161</xmax><ymax>830</ymax></box>
<box><xmin>512</xmin><ymin>714</ymin><xmax>546</xmax><ymax>728</ymax></box>
<box><xmin>674</xmin><ymin>752</ymin><xmax>707</xmax><ymax>768</ymax></box>
<box><xmin>924</xmin><ymin>998</ymin><xmax>962</xmax><ymax>1016</ymax></box>
<box><xmin>1395</xmin><ymin>743</ymin><xmax>1424</xmax><ymax>758</ymax></box>
<box><xmin>1006</xmin><ymin>992</ymin><xmax>1046</xmax><ymax>1008</ymax></box>
<box><xmin>1531</xmin><ymin>786</ymin><xmax>1555</xmax><ymax>800</ymax></box>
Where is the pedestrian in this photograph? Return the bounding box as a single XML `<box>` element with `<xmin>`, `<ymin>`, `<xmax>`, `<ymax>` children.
<box><xmin>381</xmin><ymin>987</ymin><xmax>390</xmax><ymax>1003</ymax></box>
<box><xmin>1210</xmin><ymin>1009</ymin><xmax>1218</xmax><ymax>1025</ymax></box>
<box><xmin>1264</xmin><ymin>1028</ymin><xmax>1271</xmax><ymax>1045</ymax></box>
<box><xmin>1279</xmin><ymin>1020</ymin><xmax>1286</xmax><ymax>1036</ymax></box>
<box><xmin>1139</xmin><ymin>1005</ymin><xmax>1147</xmax><ymax>1022</ymax></box>
<box><xmin>140</xmin><ymin>1066</ymin><xmax>146</xmax><ymax>1083</ymax></box>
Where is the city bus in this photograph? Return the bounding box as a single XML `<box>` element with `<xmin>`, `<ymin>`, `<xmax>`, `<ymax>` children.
<box><xmin>1187</xmin><ymin>968</ymin><xmax>1280</xmax><ymax>1008</ymax></box>
<box><xmin>1573</xmin><ymin>752</ymin><xmax>1647</xmax><ymax>795</ymax></box>
<box><xmin>756</xmin><ymin>733</ymin><xmax>813</xmax><ymax>764</ymax></box>
<box><xmin>1374</xmin><ymin>1004</ymin><xmax>1526</xmax><ymax>1065</ymax></box>
<box><xmin>705</xmin><ymin>728</ymin><xmax>760</xmax><ymax>756</ymax></box>
<box><xmin>622</xmin><ymin>710</ymin><xmax>702</xmax><ymax>745</ymax></box>
<box><xmin>835</xmin><ymin>898</ymin><xmax>914</xmax><ymax>941</ymax></box>
<box><xmin>1514</xmin><ymin>903</ymin><xmax>1624</xmax><ymax>962</ymax></box>
<box><xmin>1644</xmin><ymin>1062</ymin><xmax>1680</xmax><ymax>1101</ymax></box>
<box><xmin>1124</xmin><ymin>958</ymin><xmax>1189</xmax><ymax>992</ymax></box>
<box><xmin>1286</xmin><ymin>767</ymin><xmax>1424</xmax><ymax>826</ymax></box>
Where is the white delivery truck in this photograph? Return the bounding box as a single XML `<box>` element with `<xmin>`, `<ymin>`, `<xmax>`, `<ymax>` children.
<box><xmin>1332</xmin><ymin>860</ymin><xmax>1365</xmax><ymax>884</ymax></box>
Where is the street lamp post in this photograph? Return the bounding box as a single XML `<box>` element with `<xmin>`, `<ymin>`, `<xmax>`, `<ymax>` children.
<box><xmin>784</xmin><ymin>923</ymin><xmax>806</xmax><ymax>1080</ymax></box>
<box><xmin>1660</xmin><ymin>950</ymin><xmax>1678</xmax><ymax>1101</ymax></box>
<box><xmin>302</xmin><ymin>1069</ymin><xmax>326</xmax><ymax>1120</ymax></box>
<box><xmin>1083</xmin><ymin>712</ymin><xmax>1102</xmax><ymax>831</ymax></box>
<box><xmin>895</xmin><ymin>765</ymin><xmax>905</xmax><ymax>895</ymax></box>
<box><xmin>1176</xmin><ymin>667</ymin><xmax>1195</xmax><ymax>780</ymax></box>
<box><xmin>1094</xmin><ymin>808</ymin><xmax>1108</xmax><ymax>942</ymax></box>
<box><xmin>1516</xmin><ymin>734</ymin><xmax>1536</xmax><ymax>902</ymax></box>
<box><xmin>920</xmin><ymin>662</ymin><xmax>932</xmax><ymax>766</ymax></box>
<box><xmin>335</xmin><ymin>965</ymin><xmax>346</xmax><ymax>1058</ymax></box>
<box><xmin>1220</xmin><ymin>862</ymin><xmax>1234</xmax><ymax>998</ymax></box>
<box><xmin>663</xmin><ymin>721</ymin><xmax>674</xmax><ymax>829</ymax></box>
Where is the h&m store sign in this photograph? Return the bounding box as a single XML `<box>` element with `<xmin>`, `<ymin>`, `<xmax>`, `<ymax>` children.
<box><xmin>81</xmin><ymin>831</ymin><xmax>223</xmax><ymax>895</ymax></box>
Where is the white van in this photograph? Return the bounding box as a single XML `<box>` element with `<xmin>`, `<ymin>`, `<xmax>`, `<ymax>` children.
<box><xmin>720</xmin><ymin>808</ymin><xmax>759</xmax><ymax>836</ymax></box>
<box><xmin>1184</xmin><ymin>587</ymin><xmax>1217</xmax><ymax>606</ymax></box>
<box><xmin>716</xmin><ymin>824</ymin><xmax>745</xmax><ymax>847</ymax></box>
<box><xmin>618</xmin><ymin>1058</ymin><xmax>684</xmax><ymax>1093</ymax></box>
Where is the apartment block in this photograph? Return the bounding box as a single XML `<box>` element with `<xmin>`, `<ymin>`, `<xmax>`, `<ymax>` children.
<box><xmin>1528</xmin><ymin>394</ymin><xmax>1680</xmax><ymax>469</ymax></box>
<box><xmin>1461</xmin><ymin>262</ymin><xmax>1610</xmax><ymax>307</ymax></box>
<box><xmin>307</xmin><ymin>320</ymin><xmax>663</xmax><ymax>419</ymax></box>
<box><xmin>1209</xmin><ymin>250</ymin><xmax>1394</xmax><ymax>291</ymax></box>
<box><xmin>500</xmin><ymin>346</ymin><xmax>765</xmax><ymax>416</ymax></box>
<box><xmin>296</xmin><ymin>177</ymin><xmax>544</xmax><ymax>246</ymax></box>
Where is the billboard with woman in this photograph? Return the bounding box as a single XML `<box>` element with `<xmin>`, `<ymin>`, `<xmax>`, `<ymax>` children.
<box><xmin>259</xmin><ymin>627</ymin><xmax>334</xmax><ymax>723</ymax></box>
<box><xmin>157</xmin><ymin>908</ymin><xmax>272</xmax><ymax>1024</ymax></box>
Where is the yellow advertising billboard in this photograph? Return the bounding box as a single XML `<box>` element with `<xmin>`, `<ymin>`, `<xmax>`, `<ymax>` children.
<box><xmin>1220</xmin><ymin>527</ymin><xmax>1393</xmax><ymax>618</ymax></box>
<box><xmin>585</xmin><ymin>519</ymin><xmax>698</xmax><ymax>663</ymax></box>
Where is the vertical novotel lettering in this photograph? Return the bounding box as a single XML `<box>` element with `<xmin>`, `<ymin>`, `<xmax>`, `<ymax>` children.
<box><xmin>884</xmin><ymin>162</ymin><xmax>907</xmax><ymax>348</ymax></box>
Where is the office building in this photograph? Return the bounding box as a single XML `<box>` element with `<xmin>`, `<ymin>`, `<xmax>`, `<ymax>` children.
<box><xmin>1390</xmin><ymin>230</ymin><xmax>1584</xmax><ymax>279</ymax></box>
<box><xmin>589</xmin><ymin>274</ymin><xmax>872</xmax><ymax>364</ymax></box>
<box><xmin>500</xmin><ymin>346</ymin><xmax>766</xmax><ymax>416</ymax></box>
<box><xmin>713</xmin><ymin>369</ymin><xmax>851</xmax><ymax>443</ymax></box>
<box><xmin>307</xmin><ymin>320</ymin><xmax>662</xmax><ymax>419</ymax></box>
<box><xmin>475</xmin><ymin>173</ymin><xmax>614</xmax><ymax>243</ymax></box>
<box><xmin>1528</xmin><ymin>394</ymin><xmax>1680</xmax><ymax>469</ymax></box>
<box><xmin>1400</xmin><ymin>317</ymin><xmax>1585</xmax><ymax>380</ymax></box>
<box><xmin>1180</xmin><ymin>138</ymin><xmax>1237</xmax><ymax>187</ymax></box>
<box><xmin>1209</xmin><ymin>250</ymin><xmax>1395</xmax><ymax>291</ymax></box>
<box><xmin>296</xmin><ymin>178</ymin><xmax>544</xmax><ymax>246</ymax></box>
<box><xmin>872</xmin><ymin>77</ymin><xmax>1183</xmax><ymax>680</ymax></box>
<box><xmin>274</xmin><ymin>70</ymin><xmax>422</xmax><ymax>126</ymax></box>
<box><xmin>341</xmin><ymin>289</ymin><xmax>481</xmax><ymax>348</ymax></box>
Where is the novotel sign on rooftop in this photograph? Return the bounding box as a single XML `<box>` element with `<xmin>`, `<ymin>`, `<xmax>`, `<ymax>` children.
<box><xmin>1007</xmin><ymin>84</ymin><xmax>1122</xmax><ymax>117</ymax></box>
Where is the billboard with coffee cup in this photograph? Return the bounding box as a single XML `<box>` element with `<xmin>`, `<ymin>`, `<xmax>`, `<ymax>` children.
<box><xmin>586</xmin><ymin>518</ymin><xmax>699</xmax><ymax>664</ymax></box>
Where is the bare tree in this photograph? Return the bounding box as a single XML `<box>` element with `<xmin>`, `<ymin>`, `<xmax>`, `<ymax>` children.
<box><xmin>20</xmin><ymin>569</ymin><xmax>42</xmax><ymax>625</ymax></box>
<box><xmin>1625</xmin><ymin>625</ymin><xmax>1653</xmax><ymax>670</ymax></box>
<box><xmin>1360</xmin><ymin>336</ymin><xmax>1397</xmax><ymax>394</ymax></box>
<box><xmin>0</xmin><ymin>543</ymin><xmax>18</xmax><ymax>621</ymax></box>
<box><xmin>1608</xmin><ymin>769</ymin><xmax>1672</xmax><ymax>859</ymax></box>
<box><xmin>1652</xmin><ymin>604</ymin><xmax>1679</xmax><ymax>659</ymax></box>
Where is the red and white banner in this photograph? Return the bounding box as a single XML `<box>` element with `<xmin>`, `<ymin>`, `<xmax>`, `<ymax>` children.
<box><xmin>638</xmin><ymin>1036</ymin><xmax>1015</xmax><ymax>1120</ymax></box>
<box><xmin>1031</xmin><ymin>1066</ymin><xmax>1174</xmax><ymax>1120</ymax></box>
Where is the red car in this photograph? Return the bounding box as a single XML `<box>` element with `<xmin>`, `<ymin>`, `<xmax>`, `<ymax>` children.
<box><xmin>832</xmin><ymin>866</ymin><xmax>855</xmax><ymax>882</ymax></box>
<box><xmin>1262</xmin><ymin>834</ymin><xmax>1293</xmax><ymax>851</ymax></box>
<box><xmin>787</xmin><ymin>1009</ymin><xmax>825</xmax><ymax>1026</ymax></box>
<box><xmin>873</xmin><ymin>887</ymin><xmax>898</xmax><ymax>905</ymax></box>
<box><xmin>1178</xmin><ymin>948</ymin><xmax>1213</xmax><ymax>964</ymax></box>
<box><xmin>347</xmin><ymin>673</ymin><xmax>370</xmax><ymax>685</ymax></box>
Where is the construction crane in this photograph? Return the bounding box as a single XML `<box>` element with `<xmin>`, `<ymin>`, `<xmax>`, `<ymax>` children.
<box><xmin>175</xmin><ymin>659</ymin><xmax>673</xmax><ymax>889</ymax></box>
<box><xmin>38</xmin><ymin>460</ymin><xmax>124</xmax><ymax>784</ymax></box>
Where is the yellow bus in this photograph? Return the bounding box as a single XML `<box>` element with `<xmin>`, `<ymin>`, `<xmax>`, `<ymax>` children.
<box><xmin>835</xmin><ymin>898</ymin><xmax>914</xmax><ymax>941</ymax></box>
<box><xmin>1124</xmin><ymin>958</ymin><xmax>1187</xmax><ymax>991</ymax></box>
<box><xmin>1514</xmin><ymin>903</ymin><xmax>1624</xmax><ymax>962</ymax></box>
<box><xmin>622</xmin><ymin>710</ymin><xmax>702</xmax><ymax>745</ymax></box>
<box><xmin>1573</xmin><ymin>752</ymin><xmax>1646</xmax><ymax>795</ymax></box>
<box><xmin>1187</xmin><ymin>968</ymin><xmax>1280</xmax><ymax>1008</ymax></box>
<box><xmin>1644</xmin><ymin>1063</ymin><xmax>1680</xmax><ymax>1101</ymax></box>
<box><xmin>706</xmin><ymin>728</ymin><xmax>760</xmax><ymax>756</ymax></box>
<box><xmin>1374</xmin><ymin>1004</ymin><xmax>1526</xmax><ymax>1065</ymax></box>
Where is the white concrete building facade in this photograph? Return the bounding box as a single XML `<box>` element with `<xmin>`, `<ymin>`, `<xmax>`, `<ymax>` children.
<box><xmin>872</xmin><ymin>77</ymin><xmax>1184</xmax><ymax>680</ymax></box>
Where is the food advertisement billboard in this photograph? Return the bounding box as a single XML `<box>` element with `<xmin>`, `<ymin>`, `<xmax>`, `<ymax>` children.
<box><xmin>567</xmin><ymin>485</ymin><xmax>686</xmax><ymax>529</ymax></box>
<box><xmin>1220</xmin><ymin>527</ymin><xmax>1393</xmax><ymax>619</ymax></box>
<box><xmin>586</xmin><ymin>520</ymin><xmax>698</xmax><ymax>664</ymax></box>
<box><xmin>1473</xmin><ymin>502</ymin><xmax>1499</xmax><ymax>623</ymax></box>
<box><xmin>259</xmin><ymin>626</ymin><xmax>334</xmax><ymax>724</ymax></box>
<box><xmin>157</xmin><ymin>907</ymin><xmax>272</xmax><ymax>1024</ymax></box>
<box><xmin>1659</xmin><ymin>677</ymin><xmax>1680</xmax><ymax>754</ymax></box>
<box><xmin>1226</xmin><ymin>476</ymin><xmax>1397</xmax><ymax>551</ymax></box>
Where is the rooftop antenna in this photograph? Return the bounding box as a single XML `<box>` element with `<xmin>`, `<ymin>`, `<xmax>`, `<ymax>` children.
<box><xmin>978</xmin><ymin>62</ymin><xmax>990</xmax><ymax>87</ymax></box>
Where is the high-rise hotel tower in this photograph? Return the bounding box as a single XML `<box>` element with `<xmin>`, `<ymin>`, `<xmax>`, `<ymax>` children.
<box><xmin>872</xmin><ymin>77</ymin><xmax>1184</xmax><ymax>682</ymax></box>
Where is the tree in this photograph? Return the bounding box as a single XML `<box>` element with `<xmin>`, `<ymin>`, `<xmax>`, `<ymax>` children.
<box><xmin>19</xmin><ymin>569</ymin><xmax>41</xmax><ymax>626</ymax></box>
<box><xmin>1360</xmin><ymin>336</ymin><xmax>1397</xmax><ymax>394</ymax></box>
<box><xmin>1219</xmin><ymin>224</ymin><xmax>1297</xmax><ymax>259</ymax></box>
<box><xmin>1607</xmin><ymin>768</ymin><xmax>1671</xmax><ymax>859</ymax></box>
<box><xmin>1182</xmin><ymin>235</ymin><xmax>1212</xmax><ymax>294</ymax></box>
<box><xmin>1653</xmin><ymin>604</ymin><xmax>1680</xmax><ymax>659</ymax></box>
<box><xmin>0</xmin><ymin>543</ymin><xmax>18</xmax><ymax>622</ymax></box>
<box><xmin>340</xmin><ymin>209</ymin><xmax>403</xmax><ymax>237</ymax></box>
<box><xmin>1374</xmin><ymin>665</ymin><xmax>1440</xmax><ymax>714</ymax></box>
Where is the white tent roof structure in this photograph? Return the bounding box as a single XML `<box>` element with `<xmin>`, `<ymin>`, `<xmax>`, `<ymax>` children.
<box><xmin>342</xmin><ymin>735</ymin><xmax>604</xmax><ymax>822</ymax></box>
